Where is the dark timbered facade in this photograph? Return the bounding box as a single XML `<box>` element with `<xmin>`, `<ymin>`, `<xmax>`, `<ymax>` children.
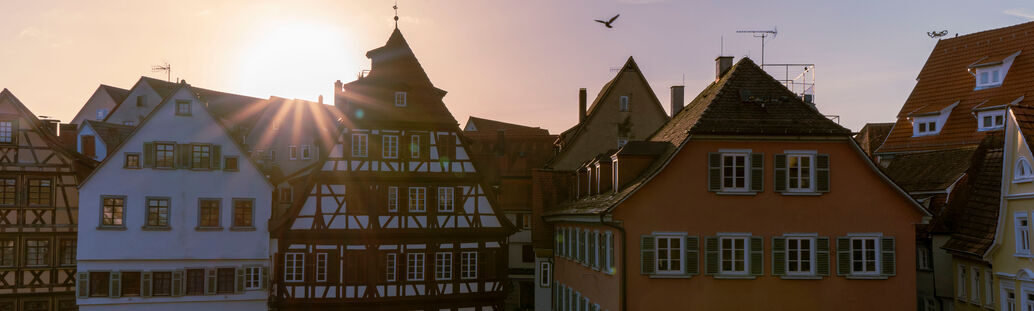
<box><xmin>0</xmin><ymin>89</ymin><xmax>93</xmax><ymax>311</ymax></box>
<box><xmin>269</xmin><ymin>28</ymin><xmax>515</xmax><ymax>310</ymax></box>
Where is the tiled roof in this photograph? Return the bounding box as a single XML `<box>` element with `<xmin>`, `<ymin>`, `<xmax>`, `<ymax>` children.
<box><xmin>136</xmin><ymin>77</ymin><xmax>269</xmax><ymax>132</ymax></box>
<box><xmin>854</xmin><ymin>122</ymin><xmax>894</xmax><ymax>157</ymax></box>
<box><xmin>1012</xmin><ymin>106</ymin><xmax>1034</xmax><ymax>149</ymax></box>
<box><xmin>82</xmin><ymin>120</ymin><xmax>134</xmax><ymax>148</ymax></box>
<box><xmin>940</xmin><ymin>134</ymin><xmax>1003</xmax><ymax>258</ymax></box>
<box><xmin>882</xmin><ymin>146</ymin><xmax>978</xmax><ymax>192</ymax></box>
<box><xmin>464</xmin><ymin>116</ymin><xmax>550</xmax><ymax>135</ymax></box>
<box><xmin>99</xmin><ymin>84</ymin><xmax>130</xmax><ymax>104</ymax></box>
<box><xmin>879</xmin><ymin>21</ymin><xmax>1034</xmax><ymax>153</ymax></box>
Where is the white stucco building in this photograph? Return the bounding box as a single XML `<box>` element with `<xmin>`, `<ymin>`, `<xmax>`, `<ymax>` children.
<box><xmin>76</xmin><ymin>82</ymin><xmax>273</xmax><ymax>310</ymax></box>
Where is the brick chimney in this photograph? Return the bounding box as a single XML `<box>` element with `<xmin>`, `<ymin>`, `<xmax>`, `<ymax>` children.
<box><xmin>716</xmin><ymin>56</ymin><xmax>734</xmax><ymax>81</ymax></box>
<box><xmin>578</xmin><ymin>88</ymin><xmax>587</xmax><ymax>123</ymax></box>
<box><xmin>670</xmin><ymin>85</ymin><xmax>684</xmax><ymax>117</ymax></box>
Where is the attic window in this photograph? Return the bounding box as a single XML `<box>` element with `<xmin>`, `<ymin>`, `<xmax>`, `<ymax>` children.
<box><xmin>619</xmin><ymin>96</ymin><xmax>630</xmax><ymax>111</ymax></box>
<box><xmin>395</xmin><ymin>92</ymin><xmax>407</xmax><ymax>107</ymax></box>
<box><xmin>976</xmin><ymin>110</ymin><xmax>1005</xmax><ymax>131</ymax></box>
<box><xmin>975</xmin><ymin>67</ymin><xmax>1003</xmax><ymax>89</ymax></box>
<box><xmin>913</xmin><ymin>117</ymin><xmax>937</xmax><ymax>136</ymax></box>
<box><xmin>970</xmin><ymin>51</ymin><xmax>1020</xmax><ymax>90</ymax></box>
<box><xmin>175</xmin><ymin>100</ymin><xmax>191</xmax><ymax>116</ymax></box>
<box><xmin>1016</xmin><ymin>157</ymin><xmax>1034</xmax><ymax>183</ymax></box>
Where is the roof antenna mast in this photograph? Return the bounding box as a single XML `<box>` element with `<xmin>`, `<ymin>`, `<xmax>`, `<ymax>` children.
<box><xmin>736</xmin><ymin>27</ymin><xmax>778</xmax><ymax>67</ymax></box>
<box><xmin>393</xmin><ymin>1</ymin><xmax>399</xmax><ymax>28</ymax></box>
<box><xmin>151</xmin><ymin>62</ymin><xmax>171</xmax><ymax>82</ymax></box>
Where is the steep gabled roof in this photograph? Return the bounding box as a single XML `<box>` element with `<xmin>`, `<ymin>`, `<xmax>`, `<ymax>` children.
<box><xmin>855</xmin><ymin>122</ymin><xmax>894</xmax><ymax>157</ymax></box>
<box><xmin>0</xmin><ymin>89</ymin><xmax>96</xmax><ymax>167</ymax></box>
<box><xmin>882</xmin><ymin>147</ymin><xmax>978</xmax><ymax>193</ymax></box>
<box><xmin>940</xmin><ymin>134</ymin><xmax>1003</xmax><ymax>259</ymax></box>
<box><xmin>105</xmin><ymin>76</ymin><xmax>267</xmax><ymax>132</ymax></box>
<box><xmin>99</xmin><ymin>84</ymin><xmax>130</xmax><ymax>104</ymax></box>
<box><xmin>1012</xmin><ymin>106</ymin><xmax>1034</xmax><ymax>149</ymax></box>
<box><xmin>464</xmin><ymin>116</ymin><xmax>550</xmax><ymax>135</ymax></box>
<box><xmin>81</xmin><ymin>120</ymin><xmax>134</xmax><ymax>148</ymax></box>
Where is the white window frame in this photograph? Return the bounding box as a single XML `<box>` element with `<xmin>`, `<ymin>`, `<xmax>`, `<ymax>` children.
<box><xmin>351</xmin><ymin>133</ymin><xmax>368</xmax><ymax>157</ymax></box>
<box><xmin>849</xmin><ymin>236</ymin><xmax>880</xmax><ymax>276</ymax></box>
<box><xmin>284</xmin><ymin>253</ymin><xmax>304</xmax><ymax>282</ymax></box>
<box><xmin>720</xmin><ymin>153</ymin><xmax>749</xmax><ymax>192</ymax></box>
<box><xmin>437</xmin><ymin>187</ymin><xmax>454</xmax><ymax>212</ymax></box>
<box><xmin>1017</xmin><ymin>212</ymin><xmax>1031</xmax><ymax>255</ymax></box>
<box><xmin>410</xmin><ymin>135</ymin><xmax>420</xmax><ymax>158</ymax></box>
<box><xmin>387</xmin><ymin>186</ymin><xmax>399</xmax><ymax>212</ymax></box>
<box><xmin>917</xmin><ymin>246</ymin><xmax>932</xmax><ymax>270</ymax></box>
<box><xmin>539</xmin><ymin>261</ymin><xmax>551</xmax><ymax>287</ymax></box>
<box><xmin>971</xmin><ymin>266</ymin><xmax>981</xmax><ymax>303</ymax></box>
<box><xmin>386</xmin><ymin>253</ymin><xmax>397</xmax><ymax>282</ymax></box>
<box><xmin>0</xmin><ymin>121</ymin><xmax>12</xmax><ymax>144</ymax></box>
<box><xmin>912</xmin><ymin>116</ymin><xmax>939</xmax><ymax>136</ymax></box>
<box><xmin>975</xmin><ymin>67</ymin><xmax>1004</xmax><ymax>89</ymax></box>
<box><xmin>986</xmin><ymin>268</ymin><xmax>995</xmax><ymax>306</ymax></box>
<box><xmin>786</xmin><ymin>154</ymin><xmax>815</xmax><ymax>192</ymax></box>
<box><xmin>435</xmin><ymin>252</ymin><xmax>452</xmax><ymax>280</ymax></box>
<box><xmin>978</xmin><ymin>110</ymin><xmax>1006</xmax><ymax>131</ymax></box>
<box><xmin>785</xmin><ymin>236</ymin><xmax>816</xmax><ymax>276</ymax></box>
<box><xmin>244</xmin><ymin>266</ymin><xmax>262</xmax><ymax>290</ymax></box>
<box><xmin>409</xmin><ymin>187</ymin><xmax>426</xmax><ymax>212</ymax></box>
<box><xmin>461</xmin><ymin>251</ymin><xmax>478</xmax><ymax>280</ymax></box>
<box><xmin>407</xmin><ymin>253</ymin><xmax>425</xmax><ymax>281</ymax></box>
<box><xmin>589</xmin><ymin>231</ymin><xmax>598</xmax><ymax>269</ymax></box>
<box><xmin>520</xmin><ymin>213</ymin><xmax>532</xmax><ymax>230</ymax></box>
<box><xmin>316</xmin><ymin>253</ymin><xmax>328</xmax><ymax>282</ymax></box>
<box><xmin>395</xmin><ymin>91</ymin><xmax>407</xmax><ymax>107</ymax></box>
<box><xmin>1017</xmin><ymin>157</ymin><xmax>1034</xmax><ymax>183</ymax></box>
<box><xmin>719</xmin><ymin>235</ymin><xmax>749</xmax><ymax>275</ymax></box>
<box><xmin>619</xmin><ymin>96</ymin><xmax>629</xmax><ymax>111</ymax></box>
<box><xmin>301</xmin><ymin>145</ymin><xmax>312</xmax><ymax>160</ymax></box>
<box><xmin>957</xmin><ymin>264</ymin><xmax>967</xmax><ymax>299</ymax></box>
<box><xmin>1004</xmin><ymin>286</ymin><xmax>1016</xmax><ymax>311</ymax></box>
<box><xmin>289</xmin><ymin>145</ymin><xmax>298</xmax><ymax>160</ymax></box>
<box><xmin>383</xmin><ymin>135</ymin><xmax>398</xmax><ymax>159</ymax></box>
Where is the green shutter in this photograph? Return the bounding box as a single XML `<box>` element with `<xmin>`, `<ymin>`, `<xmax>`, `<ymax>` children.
<box><xmin>750</xmin><ymin>153</ymin><xmax>764</xmax><ymax>192</ymax></box>
<box><xmin>109</xmin><ymin>272</ymin><xmax>121</xmax><ymax>298</ymax></box>
<box><xmin>816</xmin><ymin>237</ymin><xmax>830</xmax><ymax>276</ymax></box>
<box><xmin>640</xmin><ymin>235</ymin><xmax>656</xmax><ymax>275</ymax></box>
<box><xmin>816</xmin><ymin>154</ymin><xmax>830</xmax><ymax>192</ymax></box>
<box><xmin>177</xmin><ymin>144</ymin><xmax>191</xmax><ymax>169</ymax></box>
<box><xmin>206</xmin><ymin>269</ymin><xmax>217</xmax><ymax>295</ymax></box>
<box><xmin>211</xmin><ymin>145</ymin><xmax>221</xmax><ymax>170</ymax></box>
<box><xmin>77</xmin><ymin>272</ymin><xmax>89</xmax><ymax>298</ymax></box>
<box><xmin>881</xmin><ymin>237</ymin><xmax>896</xmax><ymax>276</ymax></box>
<box><xmin>607</xmin><ymin>231</ymin><xmax>615</xmax><ymax>272</ymax></box>
<box><xmin>172</xmin><ymin>270</ymin><xmax>184</xmax><ymax>296</ymax></box>
<box><xmin>236</xmin><ymin>267</ymin><xmax>245</xmax><ymax>293</ymax></box>
<box><xmin>141</xmin><ymin>271</ymin><xmax>152</xmax><ymax>297</ymax></box>
<box><xmin>774</xmin><ymin>154</ymin><xmax>787</xmax><ymax>192</ymax></box>
<box><xmin>704</xmin><ymin>236</ymin><xmax>719</xmax><ymax>275</ymax></box>
<box><xmin>261</xmin><ymin>266</ymin><xmax>269</xmax><ymax>290</ymax></box>
<box><xmin>143</xmin><ymin>142</ymin><xmax>155</xmax><ymax>168</ymax></box>
<box><xmin>708</xmin><ymin>153</ymin><xmax>721</xmax><ymax>191</ymax></box>
<box><xmin>685</xmin><ymin>236</ymin><xmax>700</xmax><ymax>276</ymax></box>
<box><xmin>836</xmin><ymin>237</ymin><xmax>850</xmax><ymax>276</ymax></box>
<box><xmin>750</xmin><ymin>236</ymin><xmax>764</xmax><ymax>276</ymax></box>
<box><xmin>772</xmin><ymin>237</ymin><xmax>786</xmax><ymax>276</ymax></box>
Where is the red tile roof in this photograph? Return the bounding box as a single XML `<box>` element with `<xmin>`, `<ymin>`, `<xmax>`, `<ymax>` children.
<box><xmin>940</xmin><ymin>134</ymin><xmax>1003</xmax><ymax>258</ymax></box>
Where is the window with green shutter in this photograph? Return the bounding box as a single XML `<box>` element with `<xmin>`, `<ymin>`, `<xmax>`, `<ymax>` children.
<box><xmin>816</xmin><ymin>237</ymin><xmax>830</xmax><ymax>276</ymax></box>
<box><xmin>816</xmin><ymin>154</ymin><xmax>830</xmax><ymax>192</ymax></box>
<box><xmin>109</xmin><ymin>272</ymin><xmax>121</xmax><ymax>298</ymax></box>
<box><xmin>774</xmin><ymin>154</ymin><xmax>788</xmax><ymax>192</ymax></box>
<box><xmin>141</xmin><ymin>271</ymin><xmax>152</xmax><ymax>297</ymax></box>
<box><xmin>704</xmin><ymin>236</ymin><xmax>719</xmax><ymax>275</ymax></box>
<box><xmin>750</xmin><ymin>153</ymin><xmax>764</xmax><ymax>192</ymax></box>
<box><xmin>750</xmin><ymin>236</ymin><xmax>764</xmax><ymax>276</ymax></box>
<box><xmin>880</xmin><ymin>237</ymin><xmax>895</xmax><ymax>277</ymax></box>
<box><xmin>772</xmin><ymin>237</ymin><xmax>786</xmax><ymax>276</ymax></box>
<box><xmin>773</xmin><ymin>235</ymin><xmax>826</xmax><ymax>278</ymax></box>
<box><xmin>685</xmin><ymin>236</ymin><xmax>700</xmax><ymax>276</ymax></box>
<box><xmin>837</xmin><ymin>235</ymin><xmax>892</xmax><ymax>278</ymax></box>
<box><xmin>76</xmin><ymin>272</ymin><xmax>89</xmax><ymax>298</ymax></box>
<box><xmin>640</xmin><ymin>235</ymin><xmax>655</xmax><ymax>275</ymax></box>
<box><xmin>708</xmin><ymin>153</ymin><xmax>722</xmax><ymax>192</ymax></box>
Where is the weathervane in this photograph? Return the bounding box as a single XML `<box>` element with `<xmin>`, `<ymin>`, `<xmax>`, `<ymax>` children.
<box><xmin>393</xmin><ymin>1</ymin><xmax>399</xmax><ymax>28</ymax></box>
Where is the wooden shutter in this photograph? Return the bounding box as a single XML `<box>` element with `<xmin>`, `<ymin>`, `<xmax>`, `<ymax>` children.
<box><xmin>750</xmin><ymin>236</ymin><xmax>764</xmax><ymax>276</ymax></box>
<box><xmin>774</xmin><ymin>154</ymin><xmax>787</xmax><ymax>192</ymax></box>
<box><xmin>77</xmin><ymin>272</ymin><xmax>89</xmax><ymax>298</ymax></box>
<box><xmin>816</xmin><ymin>154</ymin><xmax>830</xmax><ymax>192</ymax></box>
<box><xmin>82</xmin><ymin>135</ymin><xmax>96</xmax><ymax>158</ymax></box>
<box><xmin>816</xmin><ymin>237</ymin><xmax>830</xmax><ymax>276</ymax></box>
<box><xmin>708</xmin><ymin>152</ymin><xmax>721</xmax><ymax>191</ymax></box>
<box><xmin>771</xmin><ymin>237</ymin><xmax>786</xmax><ymax>276</ymax></box>
<box><xmin>750</xmin><ymin>153</ymin><xmax>764</xmax><ymax>192</ymax></box>
<box><xmin>704</xmin><ymin>236</ymin><xmax>719</xmax><ymax>275</ymax></box>
<box><xmin>260</xmin><ymin>266</ymin><xmax>269</xmax><ymax>290</ymax></box>
<box><xmin>177</xmin><ymin>144</ymin><xmax>191</xmax><ymax>169</ymax></box>
<box><xmin>211</xmin><ymin>145</ymin><xmax>221</xmax><ymax>170</ymax></box>
<box><xmin>141</xmin><ymin>271</ymin><xmax>152</xmax><ymax>297</ymax></box>
<box><xmin>836</xmin><ymin>237</ymin><xmax>850</xmax><ymax>276</ymax></box>
<box><xmin>236</xmin><ymin>267</ymin><xmax>245</xmax><ymax>293</ymax></box>
<box><xmin>172</xmin><ymin>270</ymin><xmax>184</xmax><ymax>296</ymax></box>
<box><xmin>143</xmin><ymin>142</ymin><xmax>155</xmax><ymax>168</ymax></box>
<box><xmin>109</xmin><ymin>272</ymin><xmax>121</xmax><ymax>298</ymax></box>
<box><xmin>685</xmin><ymin>236</ymin><xmax>699</xmax><ymax>276</ymax></box>
<box><xmin>881</xmin><ymin>237</ymin><xmax>896</xmax><ymax>276</ymax></box>
<box><xmin>640</xmin><ymin>235</ymin><xmax>655</xmax><ymax>275</ymax></box>
<box><xmin>206</xmin><ymin>268</ymin><xmax>217</xmax><ymax>295</ymax></box>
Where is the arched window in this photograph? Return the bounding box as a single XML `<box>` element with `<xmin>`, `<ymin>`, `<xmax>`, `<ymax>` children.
<box><xmin>1016</xmin><ymin>157</ymin><xmax>1034</xmax><ymax>182</ymax></box>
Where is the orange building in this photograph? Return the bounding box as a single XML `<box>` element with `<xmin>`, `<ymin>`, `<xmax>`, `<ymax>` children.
<box><xmin>542</xmin><ymin>57</ymin><xmax>928</xmax><ymax>310</ymax></box>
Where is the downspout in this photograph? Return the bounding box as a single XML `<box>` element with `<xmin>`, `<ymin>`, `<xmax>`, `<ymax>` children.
<box><xmin>600</xmin><ymin>213</ymin><xmax>626</xmax><ymax>311</ymax></box>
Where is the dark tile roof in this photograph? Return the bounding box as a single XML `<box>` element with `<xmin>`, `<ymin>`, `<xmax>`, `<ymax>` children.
<box><xmin>82</xmin><ymin>120</ymin><xmax>134</xmax><ymax>148</ymax></box>
<box><xmin>464</xmin><ymin>116</ymin><xmax>550</xmax><ymax>135</ymax></box>
<box><xmin>882</xmin><ymin>146</ymin><xmax>978</xmax><ymax>192</ymax></box>
<box><xmin>854</xmin><ymin>122</ymin><xmax>894</xmax><ymax>157</ymax></box>
<box><xmin>1012</xmin><ymin>106</ymin><xmax>1034</xmax><ymax>149</ymax></box>
<box><xmin>99</xmin><ymin>84</ymin><xmax>130</xmax><ymax>104</ymax></box>
<box><xmin>615</xmin><ymin>141</ymin><xmax>669</xmax><ymax>156</ymax></box>
<box><xmin>941</xmin><ymin>134</ymin><xmax>1003</xmax><ymax>258</ymax></box>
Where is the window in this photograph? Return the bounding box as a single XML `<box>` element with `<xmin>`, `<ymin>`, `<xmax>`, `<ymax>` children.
<box><xmin>971</xmin><ymin>267</ymin><xmax>981</xmax><ymax>303</ymax></box>
<box><xmin>25</xmin><ymin>239</ymin><xmax>48</xmax><ymax>266</ymax></box>
<box><xmin>383</xmin><ymin>135</ymin><xmax>398</xmax><ymax>159</ymax></box>
<box><xmin>395</xmin><ymin>91</ymin><xmax>407</xmax><ymax>107</ymax></box>
<box><xmin>89</xmin><ymin>272</ymin><xmax>110</xmax><ymax>297</ymax></box>
<box><xmin>1005</xmin><ymin>290</ymin><xmax>1016</xmax><ymax>311</ymax></box>
<box><xmin>101</xmin><ymin>196</ymin><xmax>125</xmax><ymax>227</ymax></box>
<box><xmin>0</xmin><ymin>178</ymin><xmax>15</xmax><ymax>205</ymax></box>
<box><xmin>123</xmin><ymin>121</ymin><xmax>134</xmax><ymax>126</ymax></box>
<box><xmin>199</xmin><ymin>199</ymin><xmax>220</xmax><ymax>228</ymax></box>
<box><xmin>655</xmin><ymin>235</ymin><xmax>683</xmax><ymax>274</ymax></box>
<box><xmin>437</xmin><ymin>187</ymin><xmax>454</xmax><ymax>212</ymax></box>
<box><xmin>81</xmin><ymin>135</ymin><xmax>96</xmax><ymax>158</ymax></box>
<box><xmin>913</xmin><ymin>117</ymin><xmax>938</xmax><ymax>136</ymax></box>
<box><xmin>787</xmin><ymin>155</ymin><xmax>814</xmax><ymax>191</ymax></box>
<box><xmin>1017</xmin><ymin>213</ymin><xmax>1030</xmax><ymax>254</ymax></box>
<box><xmin>986</xmin><ymin>268</ymin><xmax>994</xmax><ymax>305</ymax></box>
<box><xmin>1017</xmin><ymin>158</ymin><xmax>1034</xmax><ymax>183</ymax></box>
<box><xmin>720</xmin><ymin>236</ymin><xmax>748</xmax><ymax>274</ymax></box>
<box><xmin>461</xmin><ymin>251</ymin><xmax>478</xmax><ymax>279</ymax></box>
<box><xmin>786</xmin><ymin>237</ymin><xmax>814</xmax><ymax>275</ymax></box>
<box><xmin>409</xmin><ymin>187</ymin><xmax>426</xmax><ymax>212</ymax></box>
<box><xmin>146</xmin><ymin>197</ymin><xmax>170</xmax><ymax>228</ymax></box>
<box><xmin>153</xmin><ymin>272</ymin><xmax>172</xmax><ymax>296</ymax></box>
<box><xmin>917</xmin><ymin>246</ymin><xmax>932</xmax><ymax>270</ymax></box>
<box><xmin>351</xmin><ymin>134</ymin><xmax>368</xmax><ymax>157</ymax></box>
<box><xmin>410</xmin><ymin>135</ymin><xmax>421</xmax><ymax>158</ymax></box>
<box><xmin>122</xmin><ymin>271</ymin><xmax>140</xmax><ymax>296</ymax></box>
<box><xmin>407</xmin><ymin>253</ymin><xmax>425</xmax><ymax>281</ymax></box>
<box><xmin>155</xmin><ymin>143</ymin><xmax>174</xmax><ymax>168</ymax></box>
<box><xmin>975</xmin><ymin>67</ymin><xmax>1005</xmax><ymax>89</ymax></box>
<box><xmin>957</xmin><ymin>265</ymin><xmax>967</xmax><ymax>298</ymax></box>
<box><xmin>978</xmin><ymin>110</ymin><xmax>1006</xmax><ymax>131</ymax></box>
<box><xmin>386</xmin><ymin>253</ymin><xmax>397</xmax><ymax>282</ymax></box>
<box><xmin>301</xmin><ymin>145</ymin><xmax>312</xmax><ymax>160</ymax></box>
<box><xmin>245</xmin><ymin>266</ymin><xmax>261</xmax><ymax>290</ymax></box>
<box><xmin>27</xmin><ymin>179</ymin><xmax>50</xmax><ymax>205</ymax></box>
<box><xmin>0</xmin><ymin>121</ymin><xmax>13</xmax><ymax>144</ymax></box>
<box><xmin>59</xmin><ymin>240</ymin><xmax>75</xmax><ymax>266</ymax></box>
<box><xmin>270</xmin><ymin>149</ymin><xmax>277</xmax><ymax>162</ymax></box>
<box><xmin>388</xmin><ymin>186</ymin><xmax>398</xmax><ymax>212</ymax></box>
<box><xmin>186</xmin><ymin>269</ymin><xmax>205</xmax><ymax>295</ymax></box>
<box><xmin>191</xmin><ymin>144</ymin><xmax>211</xmax><ymax>169</ymax></box>
<box><xmin>233</xmin><ymin>199</ymin><xmax>253</xmax><ymax>228</ymax></box>
<box><xmin>316</xmin><ymin>253</ymin><xmax>328</xmax><ymax>282</ymax></box>
<box><xmin>176</xmin><ymin>100</ymin><xmax>191</xmax><ymax>115</ymax></box>
<box><xmin>539</xmin><ymin>262</ymin><xmax>551</xmax><ymax>287</ymax></box>
<box><xmin>125</xmin><ymin>153</ymin><xmax>140</xmax><ymax>168</ymax></box>
<box><xmin>850</xmin><ymin>237</ymin><xmax>879</xmax><ymax>275</ymax></box>
<box><xmin>212</xmin><ymin>268</ymin><xmax>234</xmax><ymax>293</ymax></box>
<box><xmin>136</xmin><ymin>95</ymin><xmax>145</xmax><ymax>107</ymax></box>
<box><xmin>520</xmin><ymin>214</ymin><xmax>532</xmax><ymax>230</ymax></box>
<box><xmin>721</xmin><ymin>153</ymin><xmax>747</xmax><ymax>191</ymax></box>
<box><xmin>224</xmin><ymin>157</ymin><xmax>238</xmax><ymax>171</ymax></box>
<box><xmin>96</xmin><ymin>109</ymin><xmax>108</xmax><ymax>120</ymax></box>
<box><xmin>284</xmin><ymin>253</ymin><xmax>304</xmax><ymax>282</ymax></box>
<box><xmin>435</xmin><ymin>252</ymin><xmax>452</xmax><ymax>280</ymax></box>
<box><xmin>619</xmin><ymin>96</ymin><xmax>630</xmax><ymax>111</ymax></box>
<box><xmin>289</xmin><ymin>146</ymin><xmax>298</xmax><ymax>160</ymax></box>
<box><xmin>0</xmin><ymin>239</ymin><xmax>13</xmax><ymax>267</ymax></box>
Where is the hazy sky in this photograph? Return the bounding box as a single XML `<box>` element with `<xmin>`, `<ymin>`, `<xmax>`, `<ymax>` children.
<box><xmin>2</xmin><ymin>0</ymin><xmax>1033</xmax><ymax>133</ymax></box>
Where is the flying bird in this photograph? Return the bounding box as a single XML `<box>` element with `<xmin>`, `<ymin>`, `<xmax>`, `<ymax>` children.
<box><xmin>595</xmin><ymin>14</ymin><xmax>620</xmax><ymax>28</ymax></box>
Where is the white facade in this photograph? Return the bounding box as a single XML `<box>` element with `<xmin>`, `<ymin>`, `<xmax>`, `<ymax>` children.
<box><xmin>104</xmin><ymin>79</ymin><xmax>164</xmax><ymax>127</ymax></box>
<box><xmin>77</xmin><ymin>85</ymin><xmax>273</xmax><ymax>310</ymax></box>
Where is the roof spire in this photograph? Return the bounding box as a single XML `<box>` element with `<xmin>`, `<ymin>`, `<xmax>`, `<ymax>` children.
<box><xmin>393</xmin><ymin>1</ymin><xmax>399</xmax><ymax>29</ymax></box>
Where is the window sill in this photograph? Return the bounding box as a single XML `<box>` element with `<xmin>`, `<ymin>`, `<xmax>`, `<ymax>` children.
<box><xmin>230</xmin><ymin>227</ymin><xmax>256</xmax><ymax>232</ymax></box>
<box><xmin>845</xmin><ymin>275</ymin><xmax>888</xmax><ymax>280</ymax></box>
<box><xmin>124</xmin><ymin>166</ymin><xmax>141</xmax><ymax>169</ymax></box>
<box><xmin>1014</xmin><ymin>178</ymin><xmax>1034</xmax><ymax>184</ymax></box>
<box><xmin>779</xmin><ymin>192</ymin><xmax>823</xmax><ymax>196</ymax></box>
<box><xmin>779</xmin><ymin>275</ymin><xmax>823</xmax><ymax>280</ymax></box>
<box><xmin>715</xmin><ymin>191</ymin><xmax>758</xmax><ymax>196</ymax></box>
<box><xmin>1014</xmin><ymin>253</ymin><xmax>1034</xmax><ymax>258</ymax></box>
<box><xmin>97</xmin><ymin>226</ymin><xmax>127</xmax><ymax>231</ymax></box>
<box><xmin>649</xmin><ymin>274</ymin><xmax>692</xmax><ymax>279</ymax></box>
<box><xmin>141</xmin><ymin>226</ymin><xmax>171</xmax><ymax>231</ymax></box>
<box><xmin>195</xmin><ymin>227</ymin><xmax>224</xmax><ymax>231</ymax></box>
<box><xmin>712</xmin><ymin>274</ymin><xmax>755</xmax><ymax>280</ymax></box>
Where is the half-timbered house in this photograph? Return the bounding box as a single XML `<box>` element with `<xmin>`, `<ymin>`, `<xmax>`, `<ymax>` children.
<box><xmin>76</xmin><ymin>82</ymin><xmax>273</xmax><ymax>310</ymax></box>
<box><xmin>0</xmin><ymin>89</ymin><xmax>94</xmax><ymax>311</ymax></box>
<box><xmin>269</xmin><ymin>27</ymin><xmax>515</xmax><ymax>310</ymax></box>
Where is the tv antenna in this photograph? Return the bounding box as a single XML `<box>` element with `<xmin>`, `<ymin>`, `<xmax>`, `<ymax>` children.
<box><xmin>151</xmin><ymin>62</ymin><xmax>171</xmax><ymax>82</ymax></box>
<box><xmin>736</xmin><ymin>27</ymin><xmax>777</xmax><ymax>66</ymax></box>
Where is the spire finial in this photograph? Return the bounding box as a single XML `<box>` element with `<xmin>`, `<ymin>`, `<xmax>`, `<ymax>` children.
<box><xmin>393</xmin><ymin>1</ymin><xmax>399</xmax><ymax>28</ymax></box>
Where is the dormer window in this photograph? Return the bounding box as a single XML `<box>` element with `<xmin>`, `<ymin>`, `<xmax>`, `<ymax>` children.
<box><xmin>913</xmin><ymin>117</ymin><xmax>937</xmax><ymax>136</ymax></box>
<box><xmin>975</xmin><ymin>67</ymin><xmax>1003</xmax><ymax>89</ymax></box>
<box><xmin>395</xmin><ymin>92</ymin><xmax>407</xmax><ymax>107</ymax></box>
<box><xmin>910</xmin><ymin>101</ymin><xmax>957</xmax><ymax>137</ymax></box>
<box><xmin>976</xmin><ymin>110</ymin><xmax>1005</xmax><ymax>131</ymax></box>
<box><xmin>970</xmin><ymin>51</ymin><xmax>1020</xmax><ymax>90</ymax></box>
<box><xmin>1016</xmin><ymin>157</ymin><xmax>1034</xmax><ymax>183</ymax></box>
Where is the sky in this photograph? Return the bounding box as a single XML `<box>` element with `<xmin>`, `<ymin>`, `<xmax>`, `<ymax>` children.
<box><xmin>2</xmin><ymin>1</ymin><xmax>1034</xmax><ymax>133</ymax></box>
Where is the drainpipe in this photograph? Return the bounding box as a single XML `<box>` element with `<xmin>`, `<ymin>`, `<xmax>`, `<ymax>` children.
<box><xmin>600</xmin><ymin>212</ymin><xmax>626</xmax><ymax>311</ymax></box>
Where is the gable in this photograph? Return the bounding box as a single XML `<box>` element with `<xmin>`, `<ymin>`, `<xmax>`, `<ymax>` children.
<box><xmin>70</xmin><ymin>86</ymin><xmax>121</xmax><ymax>125</ymax></box>
<box><xmin>104</xmin><ymin>78</ymin><xmax>163</xmax><ymax>126</ymax></box>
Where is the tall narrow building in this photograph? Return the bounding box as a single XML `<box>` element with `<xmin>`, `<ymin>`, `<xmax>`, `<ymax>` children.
<box><xmin>269</xmin><ymin>27</ymin><xmax>515</xmax><ymax>310</ymax></box>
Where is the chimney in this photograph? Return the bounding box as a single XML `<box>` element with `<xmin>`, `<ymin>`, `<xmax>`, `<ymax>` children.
<box><xmin>578</xmin><ymin>88</ymin><xmax>587</xmax><ymax>123</ymax></box>
<box><xmin>670</xmin><ymin>85</ymin><xmax>685</xmax><ymax>117</ymax></box>
<box><xmin>318</xmin><ymin>95</ymin><xmax>324</xmax><ymax>105</ymax></box>
<box><xmin>716</xmin><ymin>56</ymin><xmax>734</xmax><ymax>81</ymax></box>
<box><xmin>333</xmin><ymin>80</ymin><xmax>346</xmax><ymax>112</ymax></box>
